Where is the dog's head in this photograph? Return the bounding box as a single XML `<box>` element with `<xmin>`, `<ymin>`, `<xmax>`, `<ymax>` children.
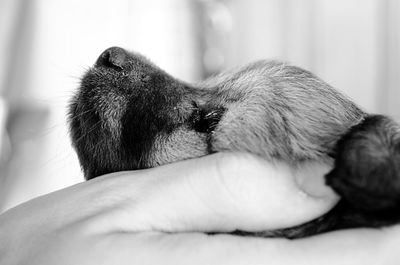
<box><xmin>69</xmin><ymin>47</ymin><xmax>218</xmax><ymax>179</ymax></box>
<box><xmin>69</xmin><ymin>47</ymin><xmax>364</xmax><ymax>180</ymax></box>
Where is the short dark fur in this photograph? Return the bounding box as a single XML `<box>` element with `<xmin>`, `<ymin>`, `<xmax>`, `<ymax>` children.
<box><xmin>69</xmin><ymin>47</ymin><xmax>400</xmax><ymax>238</ymax></box>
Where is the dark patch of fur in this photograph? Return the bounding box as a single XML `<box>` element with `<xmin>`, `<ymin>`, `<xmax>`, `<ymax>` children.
<box><xmin>326</xmin><ymin>115</ymin><xmax>400</xmax><ymax>219</ymax></box>
<box><xmin>69</xmin><ymin>47</ymin><xmax>400</xmax><ymax>238</ymax></box>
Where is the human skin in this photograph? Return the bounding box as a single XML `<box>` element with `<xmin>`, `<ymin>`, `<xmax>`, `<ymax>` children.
<box><xmin>0</xmin><ymin>153</ymin><xmax>398</xmax><ymax>265</ymax></box>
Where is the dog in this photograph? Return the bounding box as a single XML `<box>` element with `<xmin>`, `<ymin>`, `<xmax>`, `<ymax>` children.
<box><xmin>69</xmin><ymin>46</ymin><xmax>400</xmax><ymax>238</ymax></box>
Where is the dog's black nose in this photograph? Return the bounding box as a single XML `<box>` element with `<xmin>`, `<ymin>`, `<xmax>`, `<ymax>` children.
<box><xmin>96</xmin><ymin>47</ymin><xmax>127</xmax><ymax>70</ymax></box>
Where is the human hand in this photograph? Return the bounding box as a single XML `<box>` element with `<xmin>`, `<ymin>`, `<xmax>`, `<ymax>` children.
<box><xmin>0</xmin><ymin>153</ymin><xmax>398</xmax><ymax>265</ymax></box>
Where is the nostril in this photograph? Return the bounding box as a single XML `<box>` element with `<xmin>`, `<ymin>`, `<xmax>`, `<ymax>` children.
<box><xmin>96</xmin><ymin>46</ymin><xmax>127</xmax><ymax>70</ymax></box>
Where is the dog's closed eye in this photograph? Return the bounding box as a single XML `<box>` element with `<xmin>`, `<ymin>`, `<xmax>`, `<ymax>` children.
<box><xmin>190</xmin><ymin>103</ymin><xmax>226</xmax><ymax>134</ymax></box>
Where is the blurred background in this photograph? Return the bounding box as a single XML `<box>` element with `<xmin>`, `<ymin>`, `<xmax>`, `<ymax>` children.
<box><xmin>0</xmin><ymin>0</ymin><xmax>399</xmax><ymax>212</ymax></box>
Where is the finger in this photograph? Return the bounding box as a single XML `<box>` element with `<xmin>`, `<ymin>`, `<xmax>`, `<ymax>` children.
<box><xmin>88</xmin><ymin>152</ymin><xmax>339</xmax><ymax>233</ymax></box>
<box><xmin>48</xmin><ymin>226</ymin><xmax>399</xmax><ymax>265</ymax></box>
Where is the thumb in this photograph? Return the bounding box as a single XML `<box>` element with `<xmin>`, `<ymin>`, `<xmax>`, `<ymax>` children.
<box><xmin>92</xmin><ymin>152</ymin><xmax>339</xmax><ymax>233</ymax></box>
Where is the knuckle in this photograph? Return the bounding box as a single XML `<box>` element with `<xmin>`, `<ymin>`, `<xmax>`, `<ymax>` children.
<box><xmin>211</xmin><ymin>152</ymin><xmax>259</xmax><ymax>181</ymax></box>
<box><xmin>213</xmin><ymin>152</ymin><xmax>244</xmax><ymax>172</ymax></box>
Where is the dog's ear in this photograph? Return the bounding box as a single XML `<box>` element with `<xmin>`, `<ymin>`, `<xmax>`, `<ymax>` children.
<box><xmin>326</xmin><ymin>115</ymin><xmax>400</xmax><ymax>214</ymax></box>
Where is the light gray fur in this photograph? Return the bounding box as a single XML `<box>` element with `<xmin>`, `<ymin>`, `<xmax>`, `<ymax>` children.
<box><xmin>150</xmin><ymin>61</ymin><xmax>365</xmax><ymax>167</ymax></box>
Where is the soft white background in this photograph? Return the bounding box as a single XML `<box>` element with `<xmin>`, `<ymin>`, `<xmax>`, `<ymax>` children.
<box><xmin>0</xmin><ymin>0</ymin><xmax>399</xmax><ymax>211</ymax></box>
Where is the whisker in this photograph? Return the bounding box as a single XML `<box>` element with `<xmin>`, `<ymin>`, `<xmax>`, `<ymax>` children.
<box><xmin>68</xmin><ymin>108</ymin><xmax>94</xmax><ymax>120</ymax></box>
<box><xmin>74</xmin><ymin>119</ymin><xmax>103</xmax><ymax>143</ymax></box>
<box><xmin>90</xmin><ymin>137</ymin><xmax>108</xmax><ymax>154</ymax></box>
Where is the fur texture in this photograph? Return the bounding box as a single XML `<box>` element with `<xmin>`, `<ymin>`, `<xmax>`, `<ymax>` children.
<box><xmin>69</xmin><ymin>47</ymin><xmax>400</xmax><ymax>238</ymax></box>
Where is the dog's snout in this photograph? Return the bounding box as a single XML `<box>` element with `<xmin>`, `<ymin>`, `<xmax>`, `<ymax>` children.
<box><xmin>96</xmin><ymin>46</ymin><xmax>127</xmax><ymax>70</ymax></box>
